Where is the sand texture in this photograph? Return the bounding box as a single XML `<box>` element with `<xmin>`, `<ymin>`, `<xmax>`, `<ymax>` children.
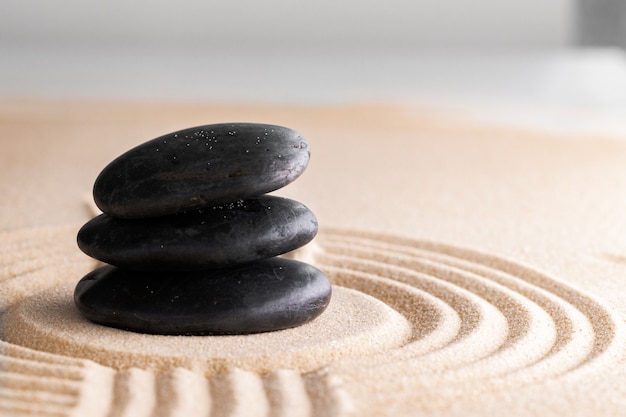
<box><xmin>2</xmin><ymin>100</ymin><xmax>626</xmax><ymax>416</ymax></box>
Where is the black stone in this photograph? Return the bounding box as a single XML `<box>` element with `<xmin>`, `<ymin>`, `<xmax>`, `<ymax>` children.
<box><xmin>93</xmin><ymin>123</ymin><xmax>310</xmax><ymax>218</ymax></box>
<box><xmin>73</xmin><ymin>259</ymin><xmax>332</xmax><ymax>335</ymax></box>
<box><xmin>77</xmin><ymin>196</ymin><xmax>318</xmax><ymax>270</ymax></box>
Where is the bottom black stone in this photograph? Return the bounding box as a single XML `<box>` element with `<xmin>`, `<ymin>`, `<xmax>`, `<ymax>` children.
<box><xmin>74</xmin><ymin>258</ymin><xmax>332</xmax><ymax>335</ymax></box>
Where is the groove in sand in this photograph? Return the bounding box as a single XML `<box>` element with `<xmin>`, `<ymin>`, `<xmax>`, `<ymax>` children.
<box><xmin>0</xmin><ymin>226</ymin><xmax>623</xmax><ymax>416</ymax></box>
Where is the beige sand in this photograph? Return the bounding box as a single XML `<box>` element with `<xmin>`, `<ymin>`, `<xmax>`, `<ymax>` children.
<box><xmin>1</xmin><ymin>99</ymin><xmax>626</xmax><ymax>416</ymax></box>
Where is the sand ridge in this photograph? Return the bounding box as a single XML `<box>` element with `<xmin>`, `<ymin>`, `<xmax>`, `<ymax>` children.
<box><xmin>4</xmin><ymin>285</ymin><xmax>413</xmax><ymax>373</ymax></box>
<box><xmin>0</xmin><ymin>225</ymin><xmax>623</xmax><ymax>416</ymax></box>
<box><xmin>316</xmin><ymin>230</ymin><xmax>623</xmax><ymax>383</ymax></box>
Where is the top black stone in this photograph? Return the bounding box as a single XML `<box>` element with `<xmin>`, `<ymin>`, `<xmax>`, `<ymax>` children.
<box><xmin>93</xmin><ymin>123</ymin><xmax>310</xmax><ymax>218</ymax></box>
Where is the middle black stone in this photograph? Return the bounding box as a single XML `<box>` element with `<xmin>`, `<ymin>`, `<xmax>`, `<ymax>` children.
<box><xmin>77</xmin><ymin>195</ymin><xmax>318</xmax><ymax>270</ymax></box>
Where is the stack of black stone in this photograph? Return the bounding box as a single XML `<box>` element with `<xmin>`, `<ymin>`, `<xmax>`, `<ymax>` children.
<box><xmin>75</xmin><ymin>123</ymin><xmax>331</xmax><ymax>335</ymax></box>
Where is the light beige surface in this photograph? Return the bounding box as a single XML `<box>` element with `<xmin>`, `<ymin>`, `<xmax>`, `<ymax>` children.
<box><xmin>1</xmin><ymin>99</ymin><xmax>626</xmax><ymax>416</ymax></box>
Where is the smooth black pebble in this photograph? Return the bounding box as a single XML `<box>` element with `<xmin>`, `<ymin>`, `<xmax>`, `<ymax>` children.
<box><xmin>74</xmin><ymin>258</ymin><xmax>332</xmax><ymax>335</ymax></box>
<box><xmin>77</xmin><ymin>196</ymin><xmax>318</xmax><ymax>270</ymax></box>
<box><xmin>93</xmin><ymin>123</ymin><xmax>310</xmax><ymax>218</ymax></box>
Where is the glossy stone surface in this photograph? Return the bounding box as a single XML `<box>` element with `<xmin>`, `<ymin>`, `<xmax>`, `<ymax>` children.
<box><xmin>93</xmin><ymin>123</ymin><xmax>310</xmax><ymax>218</ymax></box>
<box><xmin>74</xmin><ymin>259</ymin><xmax>332</xmax><ymax>335</ymax></box>
<box><xmin>77</xmin><ymin>196</ymin><xmax>318</xmax><ymax>270</ymax></box>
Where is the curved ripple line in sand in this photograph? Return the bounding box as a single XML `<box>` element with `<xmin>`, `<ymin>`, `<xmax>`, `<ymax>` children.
<box><xmin>3</xmin><ymin>283</ymin><xmax>412</xmax><ymax>376</ymax></box>
<box><xmin>0</xmin><ymin>225</ymin><xmax>94</xmax><ymax>313</ymax></box>
<box><xmin>319</xmin><ymin>251</ymin><xmax>560</xmax><ymax>376</ymax></box>
<box><xmin>314</xmin><ymin>230</ymin><xmax>624</xmax><ymax>388</ymax></box>
<box><xmin>0</xmin><ymin>225</ymin><xmax>624</xmax><ymax>416</ymax></box>
<box><xmin>0</xmin><ymin>227</ymin><xmax>355</xmax><ymax>417</ymax></box>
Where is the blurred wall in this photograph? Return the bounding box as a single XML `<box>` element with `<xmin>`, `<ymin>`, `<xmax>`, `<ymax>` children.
<box><xmin>577</xmin><ymin>0</ymin><xmax>626</xmax><ymax>48</ymax></box>
<box><xmin>0</xmin><ymin>0</ymin><xmax>574</xmax><ymax>50</ymax></box>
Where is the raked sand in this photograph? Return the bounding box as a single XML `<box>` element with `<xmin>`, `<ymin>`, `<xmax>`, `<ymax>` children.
<box><xmin>1</xmin><ymin>99</ymin><xmax>626</xmax><ymax>416</ymax></box>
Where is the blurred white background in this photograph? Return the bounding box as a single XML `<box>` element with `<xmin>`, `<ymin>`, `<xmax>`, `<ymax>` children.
<box><xmin>1</xmin><ymin>0</ymin><xmax>625</xmax><ymax>123</ymax></box>
<box><xmin>0</xmin><ymin>0</ymin><xmax>573</xmax><ymax>49</ymax></box>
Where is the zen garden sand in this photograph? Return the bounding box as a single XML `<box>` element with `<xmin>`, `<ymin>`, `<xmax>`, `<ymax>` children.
<box><xmin>1</xmin><ymin>100</ymin><xmax>626</xmax><ymax>416</ymax></box>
